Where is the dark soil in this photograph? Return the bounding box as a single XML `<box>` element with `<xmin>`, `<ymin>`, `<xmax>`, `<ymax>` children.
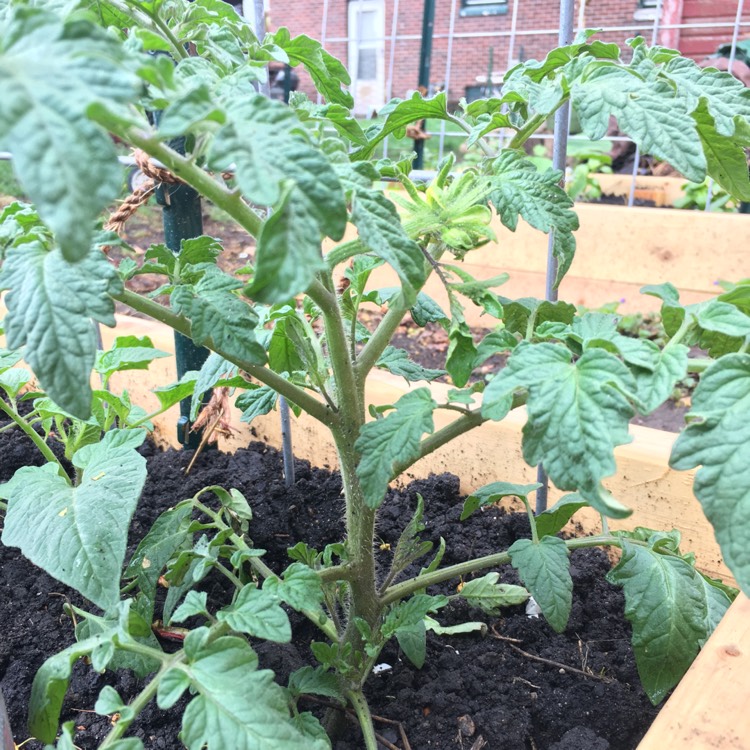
<box><xmin>0</xmin><ymin>416</ymin><xmax>661</xmax><ymax>750</ymax></box>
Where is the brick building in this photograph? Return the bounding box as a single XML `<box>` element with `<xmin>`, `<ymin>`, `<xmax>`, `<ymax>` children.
<box><xmin>258</xmin><ymin>0</ymin><xmax>750</xmax><ymax>113</ymax></box>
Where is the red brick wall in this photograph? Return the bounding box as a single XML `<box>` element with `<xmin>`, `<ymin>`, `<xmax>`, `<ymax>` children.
<box><xmin>266</xmin><ymin>0</ymin><xmax>750</xmax><ymax>107</ymax></box>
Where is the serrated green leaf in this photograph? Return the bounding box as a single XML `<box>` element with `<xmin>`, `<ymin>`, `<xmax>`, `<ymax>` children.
<box><xmin>268</xmin><ymin>318</ymin><xmax>305</xmax><ymax>374</ymax></box>
<box><xmin>572</xmin><ymin>65</ymin><xmax>706</xmax><ymax>181</ymax></box>
<box><xmin>606</xmin><ymin>540</ymin><xmax>710</xmax><ymax>704</ymax></box>
<box><xmin>352</xmin><ymin>92</ymin><xmax>450</xmax><ymax>160</ymax></box>
<box><xmin>237</xmin><ymin>385</ymin><xmax>278</xmax><ymax>423</ymax></box>
<box><xmin>633</xmin><ymin>345</ymin><xmax>689</xmax><ymax>414</ymax></box>
<box><xmin>459</xmin><ymin>572</ymin><xmax>529</xmax><ymax>614</ymax></box>
<box><xmin>264</xmin><ymin>563</ymin><xmax>324</xmax><ymax>613</ymax></box>
<box><xmin>217</xmin><ymin>585</ymin><xmax>291</xmax><ymax>642</ymax></box>
<box><xmin>501</xmin><ymin>297</ymin><xmax>576</xmax><ymax>336</ymax></box>
<box><xmin>355</xmin><ymin>388</ymin><xmax>437</xmax><ymax>508</ymax></box>
<box><xmin>180</xmin><ymin>635</ymin><xmax>314</xmax><ymax>750</ymax></box>
<box><xmin>1</xmin><ymin>430</ymin><xmax>146</xmax><ymax>609</ymax></box>
<box><xmin>95</xmin><ymin>335</ymin><xmax>170</xmax><ymax>382</ymax></box>
<box><xmin>692</xmin><ymin>99</ymin><xmax>750</xmax><ymax>201</ymax></box>
<box><xmin>482</xmin><ymin>343</ymin><xmax>635</xmax><ymax>517</ymax></box>
<box><xmin>173</xmin><ymin>272</ymin><xmax>266</xmax><ymax>364</ymax></box>
<box><xmin>272</xmin><ymin>28</ymin><xmax>352</xmax><ymax>108</ymax></box>
<box><xmin>352</xmin><ymin>190</ymin><xmax>426</xmax><ymax>298</ymax></box>
<box><xmin>94</xmin><ymin>685</ymin><xmax>126</xmax><ymax>717</ymax></box>
<box><xmin>663</xmin><ymin>56</ymin><xmax>750</xmax><ymax>137</ymax></box>
<box><xmin>446</xmin><ymin>322</ymin><xmax>476</xmax><ymax>388</ymax></box>
<box><xmin>488</xmin><ymin>152</ymin><xmax>578</xmax><ymax>286</ymax></box>
<box><xmin>509</xmin><ymin>536</ymin><xmax>572</xmax><ymax>632</ymax></box>
<box><xmin>0</xmin><ymin>241</ymin><xmax>122</xmax><ymax>418</ymax></box>
<box><xmin>395</xmin><ymin>621</ymin><xmax>427</xmax><ymax>668</ymax></box>
<box><xmin>670</xmin><ymin>354</ymin><xmax>750</xmax><ymax>593</ymax></box>
<box><xmin>152</xmin><ymin>371</ymin><xmax>199</xmax><ymax>410</ymax></box>
<box><xmin>460</xmin><ymin>481</ymin><xmax>541</xmax><ymax>521</ymax></box>
<box><xmin>389</xmin><ymin>494</ymin><xmax>433</xmax><ymax>579</ymax></box>
<box><xmin>210</xmin><ymin>96</ymin><xmax>346</xmax><ymax>240</ymax></box>
<box><xmin>172</xmin><ymin>591</ymin><xmax>210</xmax><ymax>623</ymax></box>
<box><xmin>0</xmin><ymin>366</ymin><xmax>31</xmax><ymax>398</ymax></box>
<box><xmin>124</xmin><ymin>504</ymin><xmax>192</xmax><ymax>623</ymax></box>
<box><xmin>157</xmin><ymin>668</ymin><xmax>192</xmax><ymax>710</ymax></box>
<box><xmin>0</xmin><ymin>9</ymin><xmax>138</xmax><ymax>261</ymax></box>
<box><xmin>382</xmin><ymin>594</ymin><xmax>449</xmax><ymax>639</ymax></box>
<box><xmin>288</xmin><ymin>666</ymin><xmax>343</xmax><ymax>703</ymax></box>
<box><xmin>535</xmin><ymin>494</ymin><xmax>589</xmax><ymax>538</ymax></box>
<box><xmin>376</xmin><ymin>346</ymin><xmax>445</xmax><ymax>382</ymax></box>
<box><xmin>248</xmin><ymin>183</ymin><xmax>324</xmax><ymax>303</ymax></box>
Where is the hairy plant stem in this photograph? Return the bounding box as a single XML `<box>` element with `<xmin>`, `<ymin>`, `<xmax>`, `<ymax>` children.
<box><xmin>114</xmin><ymin>289</ymin><xmax>334</xmax><ymax>426</ymax></box>
<box><xmin>0</xmin><ymin>399</ymin><xmax>69</xmax><ymax>482</ymax></box>
<box><xmin>98</xmin><ymin>654</ymin><xmax>182</xmax><ymax>749</ymax></box>
<box><xmin>192</xmin><ymin>499</ymin><xmax>340</xmax><ymax>641</ymax></box>
<box><xmin>87</xmin><ymin>112</ymin><xmax>264</xmax><ymax>238</ymax></box>
<box><xmin>346</xmin><ymin>690</ymin><xmax>379</xmax><ymax>750</ymax></box>
<box><xmin>380</xmin><ymin>534</ymin><xmax>621</xmax><ymax>607</ymax></box>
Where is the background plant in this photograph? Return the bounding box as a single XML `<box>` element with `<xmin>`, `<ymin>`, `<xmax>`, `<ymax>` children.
<box><xmin>1</xmin><ymin>3</ymin><xmax>750</xmax><ymax>748</ymax></box>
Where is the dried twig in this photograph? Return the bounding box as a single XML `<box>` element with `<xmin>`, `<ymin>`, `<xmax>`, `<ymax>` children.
<box><xmin>507</xmin><ymin>643</ymin><xmax>613</xmax><ymax>683</ymax></box>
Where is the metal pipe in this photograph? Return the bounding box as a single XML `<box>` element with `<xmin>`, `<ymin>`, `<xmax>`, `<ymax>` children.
<box><xmin>437</xmin><ymin>0</ymin><xmax>459</xmax><ymax>163</ymax></box>
<box><xmin>279</xmin><ymin>396</ymin><xmax>295</xmax><ymax>486</ymax></box>
<box><xmin>414</xmin><ymin>0</ymin><xmax>436</xmax><ymax>170</ymax></box>
<box><xmin>383</xmin><ymin>0</ymin><xmax>401</xmax><ymax>158</ymax></box>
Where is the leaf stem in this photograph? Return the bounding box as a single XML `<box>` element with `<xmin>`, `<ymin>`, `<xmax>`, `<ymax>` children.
<box><xmin>380</xmin><ymin>534</ymin><xmax>619</xmax><ymax>607</ymax></box>
<box><xmin>98</xmin><ymin>655</ymin><xmax>181</xmax><ymax>749</ymax></box>
<box><xmin>444</xmin><ymin>113</ymin><xmax>496</xmax><ymax>158</ymax></box>
<box><xmin>0</xmin><ymin>399</ymin><xmax>69</xmax><ymax>482</ymax></box>
<box><xmin>114</xmin><ymin>289</ymin><xmax>335</xmax><ymax>426</ymax></box>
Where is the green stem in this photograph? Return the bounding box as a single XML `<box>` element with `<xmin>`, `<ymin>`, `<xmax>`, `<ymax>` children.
<box><xmin>509</xmin><ymin>109</ymin><xmax>564</xmax><ymax>150</ymax></box>
<box><xmin>325</xmin><ymin>239</ymin><xmax>368</xmax><ymax>270</ymax></box>
<box><xmin>381</xmin><ymin>534</ymin><xmax>619</xmax><ymax>607</ymax></box>
<box><xmin>0</xmin><ymin>399</ymin><xmax>69</xmax><ymax>482</ymax></box>
<box><xmin>355</xmin><ymin>293</ymin><xmax>409</xmax><ymax>383</ymax></box>
<box><xmin>87</xmin><ymin>113</ymin><xmax>263</xmax><ymax>238</ymax></box>
<box><xmin>193</xmin><ymin>499</ymin><xmax>339</xmax><ymax>641</ymax></box>
<box><xmin>687</xmin><ymin>357</ymin><xmax>713</xmax><ymax>373</ymax></box>
<box><xmin>99</xmin><ymin>656</ymin><xmax>181</xmax><ymax>749</ymax></box>
<box><xmin>389</xmin><ymin>410</ymin><xmax>485</xmax><ymax>481</ymax></box>
<box><xmin>103</xmin><ymin>0</ymin><xmax>188</xmax><ymax>61</ymax></box>
<box><xmin>346</xmin><ymin>690</ymin><xmax>379</xmax><ymax>750</ymax></box>
<box><xmin>445</xmin><ymin>113</ymin><xmax>496</xmax><ymax>158</ymax></box>
<box><xmin>114</xmin><ymin>289</ymin><xmax>334</xmax><ymax>426</ymax></box>
<box><xmin>308</xmin><ymin>279</ymin><xmax>361</xmax><ymax>419</ymax></box>
<box><xmin>521</xmin><ymin>497</ymin><xmax>539</xmax><ymax>544</ymax></box>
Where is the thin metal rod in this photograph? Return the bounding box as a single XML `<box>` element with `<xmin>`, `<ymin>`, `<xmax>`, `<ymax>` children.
<box><xmin>537</xmin><ymin>0</ymin><xmax>575</xmax><ymax>515</ymax></box>
<box><xmin>318</xmin><ymin>0</ymin><xmax>330</xmax><ymax>104</ymax></box>
<box><xmin>437</xmin><ymin>0</ymin><xmax>459</xmax><ymax>163</ymax></box>
<box><xmin>383</xmin><ymin>0</ymin><xmax>401</xmax><ymax>158</ymax></box>
<box><xmin>279</xmin><ymin>396</ymin><xmax>295</xmax><ymax>487</ymax></box>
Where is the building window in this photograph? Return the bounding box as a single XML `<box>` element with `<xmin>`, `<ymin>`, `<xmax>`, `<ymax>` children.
<box><xmin>460</xmin><ymin>0</ymin><xmax>509</xmax><ymax>17</ymax></box>
<box><xmin>638</xmin><ymin>0</ymin><xmax>659</xmax><ymax>6</ymax></box>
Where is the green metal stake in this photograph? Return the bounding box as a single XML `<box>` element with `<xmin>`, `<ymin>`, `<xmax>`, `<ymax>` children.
<box><xmin>414</xmin><ymin>0</ymin><xmax>436</xmax><ymax>170</ymax></box>
<box><xmin>154</xmin><ymin>139</ymin><xmax>210</xmax><ymax>448</ymax></box>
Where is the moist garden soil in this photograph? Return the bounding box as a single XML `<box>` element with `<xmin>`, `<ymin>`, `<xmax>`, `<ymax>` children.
<box><xmin>0</xmin><ymin>416</ymin><xmax>661</xmax><ymax>750</ymax></box>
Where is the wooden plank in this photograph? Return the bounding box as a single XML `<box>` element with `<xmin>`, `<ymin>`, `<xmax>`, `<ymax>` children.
<box><xmin>638</xmin><ymin>593</ymin><xmax>750</xmax><ymax>749</ymax></box>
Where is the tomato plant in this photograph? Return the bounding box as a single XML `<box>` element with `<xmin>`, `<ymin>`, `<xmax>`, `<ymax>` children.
<box><xmin>1</xmin><ymin>2</ymin><xmax>750</xmax><ymax>747</ymax></box>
